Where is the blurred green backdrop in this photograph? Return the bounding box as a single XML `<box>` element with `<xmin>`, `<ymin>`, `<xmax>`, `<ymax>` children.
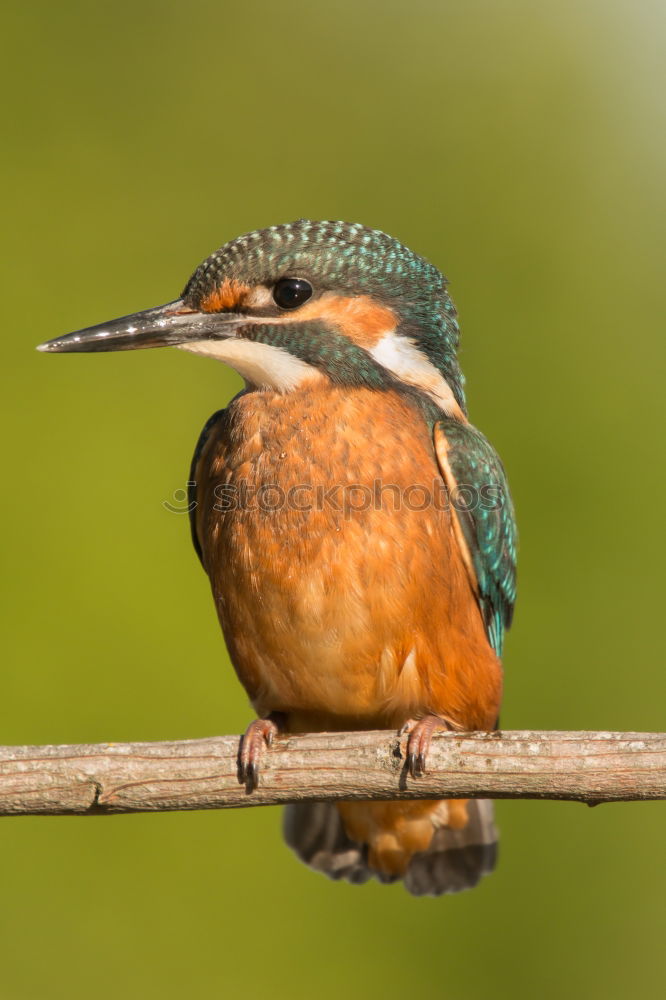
<box><xmin>3</xmin><ymin>1</ymin><xmax>665</xmax><ymax>997</ymax></box>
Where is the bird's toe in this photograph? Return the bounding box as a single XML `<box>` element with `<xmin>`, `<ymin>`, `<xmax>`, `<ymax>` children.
<box><xmin>238</xmin><ymin>713</ymin><xmax>284</xmax><ymax>790</ymax></box>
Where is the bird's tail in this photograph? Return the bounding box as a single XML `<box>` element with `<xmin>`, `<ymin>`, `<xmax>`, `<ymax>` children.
<box><xmin>283</xmin><ymin>798</ymin><xmax>498</xmax><ymax>896</ymax></box>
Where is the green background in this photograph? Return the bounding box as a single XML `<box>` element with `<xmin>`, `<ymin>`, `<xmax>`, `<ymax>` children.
<box><xmin>3</xmin><ymin>1</ymin><xmax>665</xmax><ymax>997</ymax></box>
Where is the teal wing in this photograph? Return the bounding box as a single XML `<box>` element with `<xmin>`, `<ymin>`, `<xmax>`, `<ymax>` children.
<box><xmin>188</xmin><ymin>408</ymin><xmax>227</xmax><ymax>567</ymax></box>
<box><xmin>433</xmin><ymin>419</ymin><xmax>517</xmax><ymax>656</ymax></box>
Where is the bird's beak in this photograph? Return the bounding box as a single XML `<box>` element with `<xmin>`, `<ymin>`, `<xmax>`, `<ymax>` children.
<box><xmin>36</xmin><ymin>299</ymin><xmax>247</xmax><ymax>354</ymax></box>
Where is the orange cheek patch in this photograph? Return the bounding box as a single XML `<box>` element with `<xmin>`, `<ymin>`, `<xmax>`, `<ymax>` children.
<box><xmin>200</xmin><ymin>278</ymin><xmax>252</xmax><ymax>312</ymax></box>
<box><xmin>296</xmin><ymin>294</ymin><xmax>397</xmax><ymax>347</ymax></box>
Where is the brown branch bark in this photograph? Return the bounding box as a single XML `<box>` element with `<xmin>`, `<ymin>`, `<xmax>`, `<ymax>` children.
<box><xmin>1</xmin><ymin>730</ymin><xmax>664</xmax><ymax>816</ymax></box>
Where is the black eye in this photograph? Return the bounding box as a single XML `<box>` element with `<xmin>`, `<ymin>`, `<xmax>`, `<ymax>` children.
<box><xmin>273</xmin><ymin>277</ymin><xmax>313</xmax><ymax>310</ymax></box>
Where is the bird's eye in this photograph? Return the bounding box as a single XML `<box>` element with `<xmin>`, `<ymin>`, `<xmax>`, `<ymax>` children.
<box><xmin>273</xmin><ymin>277</ymin><xmax>313</xmax><ymax>310</ymax></box>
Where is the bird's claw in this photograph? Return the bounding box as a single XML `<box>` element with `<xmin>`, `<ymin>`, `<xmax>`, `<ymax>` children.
<box><xmin>405</xmin><ymin>750</ymin><xmax>427</xmax><ymax>779</ymax></box>
<box><xmin>238</xmin><ymin>713</ymin><xmax>284</xmax><ymax>791</ymax></box>
<box><xmin>401</xmin><ymin>715</ymin><xmax>456</xmax><ymax>778</ymax></box>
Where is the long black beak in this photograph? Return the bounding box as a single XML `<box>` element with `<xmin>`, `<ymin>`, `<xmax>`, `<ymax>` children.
<box><xmin>37</xmin><ymin>299</ymin><xmax>247</xmax><ymax>354</ymax></box>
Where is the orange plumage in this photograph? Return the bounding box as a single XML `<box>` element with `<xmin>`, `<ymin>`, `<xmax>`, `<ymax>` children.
<box><xmin>192</xmin><ymin>382</ymin><xmax>502</xmax><ymax>878</ymax></box>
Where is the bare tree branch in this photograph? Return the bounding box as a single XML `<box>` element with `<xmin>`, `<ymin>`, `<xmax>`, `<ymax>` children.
<box><xmin>1</xmin><ymin>730</ymin><xmax>664</xmax><ymax>816</ymax></box>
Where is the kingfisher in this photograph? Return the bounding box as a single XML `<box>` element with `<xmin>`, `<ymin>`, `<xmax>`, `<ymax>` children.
<box><xmin>38</xmin><ymin>220</ymin><xmax>516</xmax><ymax>896</ymax></box>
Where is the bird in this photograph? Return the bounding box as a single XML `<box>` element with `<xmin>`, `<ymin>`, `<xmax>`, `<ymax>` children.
<box><xmin>38</xmin><ymin>220</ymin><xmax>517</xmax><ymax>896</ymax></box>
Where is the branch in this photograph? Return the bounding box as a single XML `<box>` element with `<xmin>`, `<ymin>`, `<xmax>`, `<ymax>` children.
<box><xmin>1</xmin><ymin>730</ymin><xmax>664</xmax><ymax>816</ymax></box>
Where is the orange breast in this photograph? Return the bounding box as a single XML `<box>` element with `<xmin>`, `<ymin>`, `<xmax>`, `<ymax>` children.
<box><xmin>192</xmin><ymin>384</ymin><xmax>502</xmax><ymax>733</ymax></box>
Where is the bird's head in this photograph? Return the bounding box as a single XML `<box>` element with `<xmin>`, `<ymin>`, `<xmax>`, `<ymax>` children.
<box><xmin>39</xmin><ymin>220</ymin><xmax>466</xmax><ymax>416</ymax></box>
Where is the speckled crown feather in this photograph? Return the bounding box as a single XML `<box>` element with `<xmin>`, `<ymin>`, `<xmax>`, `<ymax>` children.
<box><xmin>183</xmin><ymin>220</ymin><xmax>466</xmax><ymax>410</ymax></box>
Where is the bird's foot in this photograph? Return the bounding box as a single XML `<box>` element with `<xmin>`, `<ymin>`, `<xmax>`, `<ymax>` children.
<box><xmin>400</xmin><ymin>714</ymin><xmax>458</xmax><ymax>778</ymax></box>
<box><xmin>238</xmin><ymin>712</ymin><xmax>285</xmax><ymax>791</ymax></box>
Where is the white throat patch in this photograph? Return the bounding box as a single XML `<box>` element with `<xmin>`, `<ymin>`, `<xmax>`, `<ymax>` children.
<box><xmin>178</xmin><ymin>338</ymin><xmax>318</xmax><ymax>393</ymax></box>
